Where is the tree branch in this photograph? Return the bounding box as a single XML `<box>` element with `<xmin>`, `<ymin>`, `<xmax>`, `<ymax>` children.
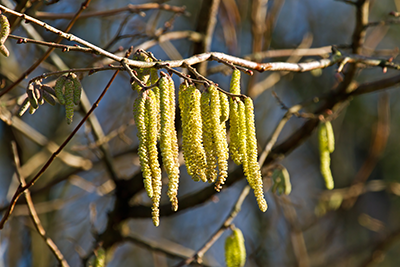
<box><xmin>11</xmin><ymin>141</ymin><xmax>70</xmax><ymax>267</ymax></box>
<box><xmin>0</xmin><ymin>70</ymin><xmax>119</xmax><ymax>229</ymax></box>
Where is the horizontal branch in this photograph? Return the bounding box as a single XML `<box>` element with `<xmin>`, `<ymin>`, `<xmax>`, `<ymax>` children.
<box><xmin>1</xmin><ymin>5</ymin><xmax>398</xmax><ymax>76</ymax></box>
<box><xmin>34</xmin><ymin>3</ymin><xmax>189</xmax><ymax>20</ymax></box>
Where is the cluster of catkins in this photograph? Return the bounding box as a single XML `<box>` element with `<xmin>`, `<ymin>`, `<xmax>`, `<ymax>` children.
<box><xmin>19</xmin><ymin>73</ymin><xmax>82</xmax><ymax>124</ymax></box>
<box><xmin>132</xmin><ymin>52</ymin><xmax>267</xmax><ymax>226</ymax></box>
<box><xmin>0</xmin><ymin>13</ymin><xmax>10</xmax><ymax>57</ymax></box>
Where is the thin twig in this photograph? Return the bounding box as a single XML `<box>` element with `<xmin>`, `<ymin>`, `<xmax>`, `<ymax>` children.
<box><xmin>34</xmin><ymin>3</ymin><xmax>189</xmax><ymax>20</ymax></box>
<box><xmin>0</xmin><ymin>70</ymin><xmax>120</xmax><ymax>229</ymax></box>
<box><xmin>0</xmin><ymin>0</ymin><xmax>92</xmax><ymax>97</ymax></box>
<box><xmin>175</xmin><ymin>184</ymin><xmax>251</xmax><ymax>267</ymax></box>
<box><xmin>11</xmin><ymin>141</ymin><xmax>70</xmax><ymax>267</ymax></box>
<box><xmin>9</xmin><ymin>34</ymin><xmax>96</xmax><ymax>53</ymax></box>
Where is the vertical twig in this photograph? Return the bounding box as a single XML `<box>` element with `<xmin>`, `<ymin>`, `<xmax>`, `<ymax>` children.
<box><xmin>175</xmin><ymin>185</ymin><xmax>251</xmax><ymax>267</ymax></box>
<box><xmin>11</xmin><ymin>141</ymin><xmax>70</xmax><ymax>267</ymax></box>
<box><xmin>192</xmin><ymin>0</ymin><xmax>221</xmax><ymax>75</ymax></box>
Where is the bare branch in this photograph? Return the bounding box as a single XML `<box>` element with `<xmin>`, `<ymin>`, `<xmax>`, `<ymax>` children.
<box><xmin>11</xmin><ymin>141</ymin><xmax>70</xmax><ymax>267</ymax></box>
<box><xmin>34</xmin><ymin>3</ymin><xmax>189</xmax><ymax>20</ymax></box>
<box><xmin>0</xmin><ymin>70</ymin><xmax>119</xmax><ymax>229</ymax></box>
<box><xmin>175</xmin><ymin>185</ymin><xmax>251</xmax><ymax>267</ymax></box>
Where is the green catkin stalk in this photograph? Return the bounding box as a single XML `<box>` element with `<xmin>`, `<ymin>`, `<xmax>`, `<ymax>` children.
<box><xmin>133</xmin><ymin>93</ymin><xmax>153</xmax><ymax>198</ymax></box>
<box><xmin>229</xmin><ymin>69</ymin><xmax>243</xmax><ymax>165</ymax></box>
<box><xmin>159</xmin><ymin>75</ymin><xmax>180</xmax><ymax>212</ymax></box>
<box><xmin>70</xmin><ymin>73</ymin><xmax>82</xmax><ymax>105</ymax></box>
<box><xmin>209</xmin><ymin>86</ymin><xmax>229</xmax><ymax>192</ymax></box>
<box><xmin>318</xmin><ymin>122</ymin><xmax>335</xmax><ymax>190</ymax></box>
<box><xmin>54</xmin><ymin>76</ymin><xmax>67</xmax><ymax>105</ymax></box>
<box><xmin>201</xmin><ymin>90</ymin><xmax>218</xmax><ymax>183</ymax></box>
<box><xmin>0</xmin><ymin>14</ymin><xmax>10</xmax><ymax>57</ymax></box>
<box><xmin>244</xmin><ymin>97</ymin><xmax>267</xmax><ymax>212</ymax></box>
<box><xmin>225</xmin><ymin>228</ymin><xmax>246</xmax><ymax>267</ymax></box>
<box><xmin>179</xmin><ymin>83</ymin><xmax>207</xmax><ymax>182</ymax></box>
<box><xmin>64</xmin><ymin>78</ymin><xmax>75</xmax><ymax>124</ymax></box>
<box><xmin>145</xmin><ymin>90</ymin><xmax>162</xmax><ymax>226</ymax></box>
<box><xmin>18</xmin><ymin>98</ymin><xmax>30</xmax><ymax>117</ymax></box>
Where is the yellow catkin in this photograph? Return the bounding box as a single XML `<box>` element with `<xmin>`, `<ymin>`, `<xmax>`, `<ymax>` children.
<box><xmin>0</xmin><ymin>14</ymin><xmax>10</xmax><ymax>57</ymax></box>
<box><xmin>219</xmin><ymin>90</ymin><xmax>229</xmax><ymax>123</ymax></box>
<box><xmin>150</xmin><ymin>68</ymin><xmax>161</xmax><ymax>139</ymax></box>
<box><xmin>229</xmin><ymin>99</ymin><xmax>242</xmax><ymax>165</ymax></box>
<box><xmin>318</xmin><ymin>122</ymin><xmax>335</xmax><ymax>190</ymax></box>
<box><xmin>229</xmin><ymin>69</ymin><xmax>242</xmax><ymax>164</ymax></box>
<box><xmin>209</xmin><ymin>86</ymin><xmax>229</xmax><ymax>192</ymax></box>
<box><xmin>179</xmin><ymin>83</ymin><xmax>207</xmax><ymax>182</ymax></box>
<box><xmin>159</xmin><ymin>75</ymin><xmax>180</xmax><ymax>212</ymax></box>
<box><xmin>325</xmin><ymin>121</ymin><xmax>335</xmax><ymax>153</ymax></box>
<box><xmin>225</xmin><ymin>228</ymin><xmax>246</xmax><ymax>267</ymax></box>
<box><xmin>133</xmin><ymin>93</ymin><xmax>153</xmax><ymax>198</ymax></box>
<box><xmin>131</xmin><ymin>52</ymin><xmax>152</xmax><ymax>92</ymax></box>
<box><xmin>237</xmin><ymin>101</ymin><xmax>248</xmax><ymax>174</ymax></box>
<box><xmin>244</xmin><ymin>97</ymin><xmax>267</xmax><ymax>212</ymax></box>
<box><xmin>145</xmin><ymin>90</ymin><xmax>162</xmax><ymax>226</ymax></box>
<box><xmin>201</xmin><ymin>90</ymin><xmax>218</xmax><ymax>183</ymax></box>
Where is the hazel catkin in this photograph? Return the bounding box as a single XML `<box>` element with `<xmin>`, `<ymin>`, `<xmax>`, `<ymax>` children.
<box><xmin>208</xmin><ymin>85</ymin><xmax>229</xmax><ymax>192</ymax></box>
<box><xmin>159</xmin><ymin>74</ymin><xmax>180</xmax><ymax>212</ymax></box>
<box><xmin>229</xmin><ymin>69</ymin><xmax>243</xmax><ymax>165</ymax></box>
<box><xmin>201</xmin><ymin>90</ymin><xmax>218</xmax><ymax>183</ymax></box>
<box><xmin>54</xmin><ymin>75</ymin><xmax>67</xmax><ymax>105</ymax></box>
<box><xmin>64</xmin><ymin>78</ymin><xmax>75</xmax><ymax>124</ymax></box>
<box><xmin>244</xmin><ymin>97</ymin><xmax>267</xmax><ymax>212</ymax></box>
<box><xmin>0</xmin><ymin>14</ymin><xmax>10</xmax><ymax>57</ymax></box>
<box><xmin>133</xmin><ymin>93</ymin><xmax>153</xmax><ymax>199</ymax></box>
<box><xmin>145</xmin><ymin>90</ymin><xmax>162</xmax><ymax>226</ymax></box>
<box><xmin>179</xmin><ymin>83</ymin><xmax>207</xmax><ymax>182</ymax></box>
<box><xmin>225</xmin><ymin>228</ymin><xmax>246</xmax><ymax>267</ymax></box>
<box><xmin>318</xmin><ymin>121</ymin><xmax>335</xmax><ymax>190</ymax></box>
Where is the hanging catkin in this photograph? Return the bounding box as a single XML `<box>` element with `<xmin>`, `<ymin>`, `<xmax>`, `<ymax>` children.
<box><xmin>244</xmin><ymin>97</ymin><xmax>267</xmax><ymax>212</ymax></box>
<box><xmin>179</xmin><ymin>83</ymin><xmax>207</xmax><ymax>182</ymax></box>
<box><xmin>159</xmin><ymin>74</ymin><xmax>180</xmax><ymax>211</ymax></box>
<box><xmin>318</xmin><ymin>121</ymin><xmax>335</xmax><ymax>190</ymax></box>
<box><xmin>201</xmin><ymin>90</ymin><xmax>218</xmax><ymax>183</ymax></box>
<box><xmin>145</xmin><ymin>90</ymin><xmax>162</xmax><ymax>226</ymax></box>
<box><xmin>133</xmin><ymin>93</ymin><xmax>153</xmax><ymax>199</ymax></box>
<box><xmin>208</xmin><ymin>86</ymin><xmax>229</xmax><ymax>192</ymax></box>
<box><xmin>229</xmin><ymin>69</ymin><xmax>243</xmax><ymax>165</ymax></box>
